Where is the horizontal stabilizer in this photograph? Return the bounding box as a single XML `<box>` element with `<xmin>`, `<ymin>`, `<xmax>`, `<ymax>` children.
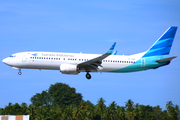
<box><xmin>156</xmin><ymin>56</ymin><xmax>177</xmax><ymax>63</ymax></box>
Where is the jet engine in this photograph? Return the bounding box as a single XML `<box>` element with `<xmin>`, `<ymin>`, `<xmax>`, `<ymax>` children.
<box><xmin>60</xmin><ymin>64</ymin><xmax>79</xmax><ymax>75</ymax></box>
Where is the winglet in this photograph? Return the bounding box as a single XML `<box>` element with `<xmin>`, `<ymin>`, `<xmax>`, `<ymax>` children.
<box><xmin>106</xmin><ymin>42</ymin><xmax>116</xmax><ymax>55</ymax></box>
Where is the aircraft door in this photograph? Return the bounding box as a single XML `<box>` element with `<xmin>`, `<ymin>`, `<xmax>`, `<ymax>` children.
<box><xmin>22</xmin><ymin>54</ymin><xmax>27</xmax><ymax>62</ymax></box>
<box><xmin>141</xmin><ymin>58</ymin><xmax>145</xmax><ymax>67</ymax></box>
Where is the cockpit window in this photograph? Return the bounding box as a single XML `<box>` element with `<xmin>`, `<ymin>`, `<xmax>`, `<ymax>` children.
<box><xmin>9</xmin><ymin>55</ymin><xmax>16</xmax><ymax>58</ymax></box>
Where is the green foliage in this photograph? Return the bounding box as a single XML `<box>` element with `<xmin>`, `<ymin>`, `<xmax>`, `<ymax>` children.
<box><xmin>1</xmin><ymin>82</ymin><xmax>180</xmax><ymax>120</ymax></box>
<box><xmin>48</xmin><ymin>83</ymin><xmax>82</xmax><ymax>106</ymax></box>
<box><xmin>30</xmin><ymin>83</ymin><xmax>82</xmax><ymax>107</ymax></box>
<box><xmin>96</xmin><ymin>97</ymin><xmax>106</xmax><ymax>120</ymax></box>
<box><xmin>30</xmin><ymin>90</ymin><xmax>51</xmax><ymax>106</ymax></box>
<box><xmin>2</xmin><ymin>103</ymin><xmax>28</xmax><ymax>115</ymax></box>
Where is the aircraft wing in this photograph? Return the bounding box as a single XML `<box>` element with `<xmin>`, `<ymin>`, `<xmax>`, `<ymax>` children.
<box><xmin>156</xmin><ymin>56</ymin><xmax>177</xmax><ymax>63</ymax></box>
<box><xmin>77</xmin><ymin>42</ymin><xmax>116</xmax><ymax>71</ymax></box>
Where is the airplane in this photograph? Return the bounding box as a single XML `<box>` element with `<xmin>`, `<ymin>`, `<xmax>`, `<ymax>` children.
<box><xmin>2</xmin><ymin>26</ymin><xmax>178</xmax><ymax>79</ymax></box>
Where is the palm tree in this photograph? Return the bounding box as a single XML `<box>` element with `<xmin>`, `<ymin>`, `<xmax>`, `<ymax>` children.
<box><xmin>133</xmin><ymin>103</ymin><xmax>139</xmax><ymax>120</ymax></box>
<box><xmin>117</xmin><ymin>106</ymin><xmax>126</xmax><ymax>120</ymax></box>
<box><xmin>96</xmin><ymin>97</ymin><xmax>106</xmax><ymax>120</ymax></box>
<box><xmin>125</xmin><ymin>99</ymin><xmax>134</xmax><ymax>120</ymax></box>
<box><xmin>21</xmin><ymin>103</ymin><xmax>28</xmax><ymax>115</ymax></box>
<box><xmin>86</xmin><ymin>100</ymin><xmax>95</xmax><ymax>120</ymax></box>
<box><xmin>166</xmin><ymin>101</ymin><xmax>175</xmax><ymax>119</ymax></box>
<box><xmin>125</xmin><ymin>99</ymin><xmax>134</xmax><ymax>112</ymax></box>
<box><xmin>152</xmin><ymin>105</ymin><xmax>162</xmax><ymax>119</ymax></box>
<box><xmin>27</xmin><ymin>105</ymin><xmax>36</xmax><ymax>120</ymax></box>
<box><xmin>73</xmin><ymin>106</ymin><xmax>81</xmax><ymax>120</ymax></box>
<box><xmin>109</xmin><ymin>101</ymin><xmax>117</xmax><ymax>120</ymax></box>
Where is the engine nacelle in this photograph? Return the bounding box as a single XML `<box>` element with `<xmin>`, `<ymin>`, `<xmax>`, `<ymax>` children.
<box><xmin>60</xmin><ymin>64</ymin><xmax>79</xmax><ymax>75</ymax></box>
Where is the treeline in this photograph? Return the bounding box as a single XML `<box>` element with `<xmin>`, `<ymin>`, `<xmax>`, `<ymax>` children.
<box><xmin>0</xmin><ymin>83</ymin><xmax>179</xmax><ymax>120</ymax></box>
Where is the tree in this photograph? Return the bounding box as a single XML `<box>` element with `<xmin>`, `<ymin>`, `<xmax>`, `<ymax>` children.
<box><xmin>48</xmin><ymin>83</ymin><xmax>82</xmax><ymax>106</ymax></box>
<box><xmin>109</xmin><ymin>101</ymin><xmax>117</xmax><ymax>120</ymax></box>
<box><xmin>96</xmin><ymin>97</ymin><xmax>106</xmax><ymax>120</ymax></box>
<box><xmin>75</xmin><ymin>100</ymin><xmax>87</xmax><ymax>120</ymax></box>
<box><xmin>3</xmin><ymin>103</ymin><xmax>24</xmax><ymax>115</ymax></box>
<box><xmin>27</xmin><ymin>105</ymin><xmax>36</xmax><ymax>120</ymax></box>
<box><xmin>152</xmin><ymin>105</ymin><xmax>162</xmax><ymax>119</ymax></box>
<box><xmin>166</xmin><ymin>101</ymin><xmax>179</xmax><ymax>120</ymax></box>
<box><xmin>30</xmin><ymin>90</ymin><xmax>51</xmax><ymax>106</ymax></box>
<box><xmin>138</xmin><ymin>105</ymin><xmax>153</xmax><ymax>120</ymax></box>
<box><xmin>133</xmin><ymin>103</ymin><xmax>139</xmax><ymax>120</ymax></box>
<box><xmin>125</xmin><ymin>99</ymin><xmax>134</xmax><ymax>120</ymax></box>
<box><xmin>117</xmin><ymin>106</ymin><xmax>126</xmax><ymax>120</ymax></box>
<box><xmin>21</xmin><ymin>102</ymin><xmax>28</xmax><ymax>115</ymax></box>
<box><xmin>86</xmin><ymin>100</ymin><xmax>95</xmax><ymax>120</ymax></box>
<box><xmin>30</xmin><ymin>83</ymin><xmax>83</xmax><ymax>107</ymax></box>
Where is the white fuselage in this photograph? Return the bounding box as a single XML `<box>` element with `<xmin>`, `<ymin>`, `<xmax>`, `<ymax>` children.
<box><xmin>3</xmin><ymin>51</ymin><xmax>144</xmax><ymax>73</ymax></box>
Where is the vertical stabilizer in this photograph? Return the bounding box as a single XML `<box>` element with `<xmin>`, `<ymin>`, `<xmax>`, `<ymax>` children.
<box><xmin>143</xmin><ymin>26</ymin><xmax>177</xmax><ymax>58</ymax></box>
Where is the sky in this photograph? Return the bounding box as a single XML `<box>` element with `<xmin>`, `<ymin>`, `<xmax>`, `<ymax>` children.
<box><xmin>0</xmin><ymin>0</ymin><xmax>180</xmax><ymax>110</ymax></box>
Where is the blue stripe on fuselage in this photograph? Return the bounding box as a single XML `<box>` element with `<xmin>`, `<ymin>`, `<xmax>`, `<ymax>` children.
<box><xmin>108</xmin><ymin>55</ymin><xmax>169</xmax><ymax>73</ymax></box>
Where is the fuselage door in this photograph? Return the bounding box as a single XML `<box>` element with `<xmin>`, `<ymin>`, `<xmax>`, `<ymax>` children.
<box><xmin>22</xmin><ymin>54</ymin><xmax>27</xmax><ymax>62</ymax></box>
<box><xmin>141</xmin><ymin>58</ymin><xmax>145</xmax><ymax>67</ymax></box>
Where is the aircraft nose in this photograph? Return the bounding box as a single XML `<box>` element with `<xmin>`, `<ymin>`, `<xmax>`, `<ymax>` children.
<box><xmin>2</xmin><ymin>58</ymin><xmax>8</xmax><ymax>64</ymax></box>
<box><xmin>2</xmin><ymin>58</ymin><xmax>6</xmax><ymax>63</ymax></box>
